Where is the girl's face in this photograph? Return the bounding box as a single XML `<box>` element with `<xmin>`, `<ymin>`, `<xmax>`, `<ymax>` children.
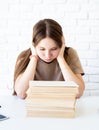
<box><xmin>35</xmin><ymin>37</ymin><xmax>60</xmax><ymax>63</ymax></box>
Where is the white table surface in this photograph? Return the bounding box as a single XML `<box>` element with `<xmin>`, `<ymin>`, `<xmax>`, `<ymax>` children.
<box><xmin>0</xmin><ymin>95</ymin><xmax>99</xmax><ymax>130</ymax></box>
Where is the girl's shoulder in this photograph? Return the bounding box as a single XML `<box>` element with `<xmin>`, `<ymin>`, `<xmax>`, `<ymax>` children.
<box><xmin>64</xmin><ymin>47</ymin><xmax>78</xmax><ymax>60</ymax></box>
<box><xmin>65</xmin><ymin>47</ymin><xmax>78</xmax><ymax>55</ymax></box>
<box><xmin>66</xmin><ymin>46</ymin><xmax>76</xmax><ymax>52</ymax></box>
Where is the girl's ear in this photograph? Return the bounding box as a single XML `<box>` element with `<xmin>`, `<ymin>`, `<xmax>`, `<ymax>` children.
<box><xmin>62</xmin><ymin>35</ymin><xmax>65</xmax><ymax>44</ymax></box>
<box><xmin>30</xmin><ymin>44</ymin><xmax>37</xmax><ymax>55</ymax></box>
<box><xmin>32</xmin><ymin>42</ymin><xmax>35</xmax><ymax>46</ymax></box>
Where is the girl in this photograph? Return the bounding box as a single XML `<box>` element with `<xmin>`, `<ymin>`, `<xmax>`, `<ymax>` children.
<box><xmin>13</xmin><ymin>19</ymin><xmax>85</xmax><ymax>99</ymax></box>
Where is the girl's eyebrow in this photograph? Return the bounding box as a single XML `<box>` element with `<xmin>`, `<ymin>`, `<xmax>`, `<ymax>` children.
<box><xmin>51</xmin><ymin>47</ymin><xmax>57</xmax><ymax>48</ymax></box>
<box><xmin>39</xmin><ymin>46</ymin><xmax>45</xmax><ymax>48</ymax></box>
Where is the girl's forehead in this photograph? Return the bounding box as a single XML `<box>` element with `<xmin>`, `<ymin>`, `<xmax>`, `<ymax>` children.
<box><xmin>37</xmin><ymin>37</ymin><xmax>58</xmax><ymax>48</ymax></box>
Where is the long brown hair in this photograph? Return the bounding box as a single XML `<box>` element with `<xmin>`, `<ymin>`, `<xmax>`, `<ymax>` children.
<box><xmin>13</xmin><ymin>19</ymin><xmax>63</xmax><ymax>94</ymax></box>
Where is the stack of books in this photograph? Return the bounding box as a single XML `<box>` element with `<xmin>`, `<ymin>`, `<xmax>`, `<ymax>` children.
<box><xmin>25</xmin><ymin>81</ymin><xmax>79</xmax><ymax>118</ymax></box>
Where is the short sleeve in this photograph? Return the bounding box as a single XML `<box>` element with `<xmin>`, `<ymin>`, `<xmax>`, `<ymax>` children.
<box><xmin>65</xmin><ymin>47</ymin><xmax>84</xmax><ymax>75</ymax></box>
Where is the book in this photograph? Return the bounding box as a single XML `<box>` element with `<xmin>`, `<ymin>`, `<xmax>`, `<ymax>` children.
<box><xmin>29</xmin><ymin>81</ymin><xmax>79</xmax><ymax>87</ymax></box>
<box><xmin>26</xmin><ymin>97</ymin><xmax>76</xmax><ymax>108</ymax></box>
<box><xmin>26</xmin><ymin>109</ymin><xmax>75</xmax><ymax>118</ymax></box>
<box><xmin>25</xmin><ymin>81</ymin><xmax>78</xmax><ymax>118</ymax></box>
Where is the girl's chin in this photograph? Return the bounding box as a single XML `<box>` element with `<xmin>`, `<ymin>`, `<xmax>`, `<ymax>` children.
<box><xmin>40</xmin><ymin>58</ymin><xmax>56</xmax><ymax>63</ymax></box>
<box><xmin>44</xmin><ymin>59</ymin><xmax>53</xmax><ymax>62</ymax></box>
<box><xmin>44</xmin><ymin>60</ymin><xmax>53</xmax><ymax>63</ymax></box>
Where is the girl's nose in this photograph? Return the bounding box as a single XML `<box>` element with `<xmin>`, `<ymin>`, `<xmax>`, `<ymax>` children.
<box><xmin>45</xmin><ymin>51</ymin><xmax>51</xmax><ymax>58</ymax></box>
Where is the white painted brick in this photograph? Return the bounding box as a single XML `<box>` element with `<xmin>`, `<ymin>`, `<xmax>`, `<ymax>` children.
<box><xmin>75</xmin><ymin>34</ymin><xmax>99</xmax><ymax>42</ymax></box>
<box><xmin>21</xmin><ymin>0</ymin><xmax>42</xmax><ymax>4</ymax></box>
<box><xmin>77</xmin><ymin>50</ymin><xmax>97</xmax><ymax>59</ymax></box>
<box><xmin>0</xmin><ymin>51</ymin><xmax>7</xmax><ymax>59</ymax></box>
<box><xmin>91</xmin><ymin>27</ymin><xmax>99</xmax><ymax>35</ymax></box>
<box><xmin>89</xmin><ymin>75</ymin><xmax>99</xmax><ymax>82</ymax></box>
<box><xmin>60</xmin><ymin>19</ymin><xmax>77</xmax><ymax>28</ymax></box>
<box><xmin>43</xmin><ymin>0</ymin><xmax>66</xmax><ymax>4</ymax></box>
<box><xmin>0</xmin><ymin>89</ymin><xmax>13</xmax><ymax>95</ymax></box>
<box><xmin>87</xmin><ymin>59</ymin><xmax>99</xmax><ymax>67</ymax></box>
<box><xmin>0</xmin><ymin>12</ymin><xmax>8</xmax><ymax>20</ymax></box>
<box><xmin>77</xmin><ymin>19</ymin><xmax>99</xmax><ymax>27</ymax></box>
<box><xmin>6</xmin><ymin>0</ymin><xmax>20</xmax><ymax>4</ymax></box>
<box><xmin>88</xmin><ymin>1</ymin><xmax>99</xmax><ymax>11</ymax></box>
<box><xmin>64</xmin><ymin>4</ymin><xmax>80</xmax><ymax>12</ymax></box>
<box><xmin>80</xmin><ymin>2</ymin><xmax>99</xmax><ymax>13</ymax></box>
<box><xmin>48</xmin><ymin>4</ymin><xmax>79</xmax><ymax>13</ymax></box>
<box><xmin>89</xmin><ymin>11</ymin><xmax>99</xmax><ymax>19</ymax></box>
<box><xmin>67</xmin><ymin>0</ymin><xmax>89</xmax><ymax>4</ymax></box>
<box><xmin>9</xmin><ymin>4</ymin><xmax>32</xmax><ymax>14</ymax></box>
<box><xmin>72</xmin><ymin>43</ymin><xmax>90</xmax><ymax>50</ymax></box>
<box><xmin>85</xmin><ymin>82</ymin><xmax>99</xmax><ymax>90</ymax></box>
<box><xmin>36</xmin><ymin>5</ymin><xmax>64</xmax><ymax>18</ymax></box>
<box><xmin>83</xmin><ymin>91</ymin><xmax>90</xmax><ymax>97</ymax></box>
<box><xmin>40</xmin><ymin>10</ymin><xmax>65</xmax><ymax>20</ymax></box>
<box><xmin>90</xmin><ymin>90</ymin><xmax>99</xmax><ymax>96</ymax></box>
<box><xmin>64</xmin><ymin>11</ymin><xmax>88</xmax><ymax>20</ymax></box>
<box><xmin>80</xmin><ymin>59</ymin><xmax>87</xmax><ymax>66</ymax></box>
<box><xmin>90</xmin><ymin>43</ymin><xmax>99</xmax><ymax>50</ymax></box>
<box><xmin>76</xmin><ymin>26</ymin><xmax>90</xmax><ymax>35</ymax></box>
<box><xmin>0</xmin><ymin>36</ymin><xmax>7</xmax><ymax>43</ymax></box>
<box><xmin>84</xmin><ymin>67</ymin><xmax>99</xmax><ymax>74</ymax></box>
<box><xmin>97</xmin><ymin>51</ymin><xmax>99</xmax><ymax>58</ymax></box>
<box><xmin>0</xmin><ymin>2</ymin><xmax>8</xmax><ymax>11</ymax></box>
<box><xmin>89</xmin><ymin>0</ymin><xmax>99</xmax><ymax>4</ymax></box>
<box><xmin>83</xmin><ymin>75</ymin><xmax>89</xmax><ymax>82</ymax></box>
<box><xmin>0</xmin><ymin>20</ymin><xmax>7</xmax><ymax>28</ymax></box>
<box><xmin>64</xmin><ymin>26</ymin><xmax>90</xmax><ymax>35</ymax></box>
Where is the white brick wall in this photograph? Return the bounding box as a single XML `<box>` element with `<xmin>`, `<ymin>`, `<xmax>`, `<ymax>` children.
<box><xmin>0</xmin><ymin>0</ymin><xmax>99</xmax><ymax>96</ymax></box>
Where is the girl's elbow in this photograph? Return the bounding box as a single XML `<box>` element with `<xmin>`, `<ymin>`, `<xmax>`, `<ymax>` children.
<box><xmin>76</xmin><ymin>83</ymin><xmax>85</xmax><ymax>98</ymax></box>
<box><xmin>16</xmin><ymin>91</ymin><xmax>27</xmax><ymax>99</ymax></box>
<box><xmin>14</xmin><ymin>82</ymin><xmax>28</xmax><ymax>99</ymax></box>
<box><xmin>15</xmin><ymin>87</ymin><xmax>27</xmax><ymax>99</ymax></box>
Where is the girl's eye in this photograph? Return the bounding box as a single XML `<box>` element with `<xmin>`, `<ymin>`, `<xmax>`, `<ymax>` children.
<box><xmin>40</xmin><ymin>48</ymin><xmax>45</xmax><ymax>51</ymax></box>
<box><xmin>51</xmin><ymin>48</ymin><xmax>57</xmax><ymax>51</ymax></box>
<box><xmin>39</xmin><ymin>47</ymin><xmax>58</xmax><ymax>51</ymax></box>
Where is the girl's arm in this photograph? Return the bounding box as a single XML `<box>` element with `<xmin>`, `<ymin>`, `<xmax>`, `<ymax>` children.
<box><xmin>14</xmin><ymin>46</ymin><xmax>38</xmax><ymax>99</ymax></box>
<box><xmin>57</xmin><ymin>38</ymin><xmax>85</xmax><ymax>98</ymax></box>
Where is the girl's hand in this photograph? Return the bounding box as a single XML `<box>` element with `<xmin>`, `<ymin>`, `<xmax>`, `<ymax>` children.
<box><xmin>57</xmin><ymin>36</ymin><xmax>66</xmax><ymax>59</ymax></box>
<box><xmin>30</xmin><ymin>44</ymin><xmax>37</xmax><ymax>55</ymax></box>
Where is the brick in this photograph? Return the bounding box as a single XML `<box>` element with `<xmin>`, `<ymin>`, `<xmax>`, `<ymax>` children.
<box><xmin>43</xmin><ymin>0</ymin><xmax>66</xmax><ymax>4</ymax></box>
<box><xmin>84</xmin><ymin>66</ymin><xmax>99</xmax><ymax>74</ymax></box>
<box><xmin>90</xmin><ymin>90</ymin><xmax>99</xmax><ymax>96</ymax></box>
<box><xmin>90</xmin><ymin>43</ymin><xmax>99</xmax><ymax>50</ymax></box>
<box><xmin>89</xmin><ymin>11</ymin><xmax>99</xmax><ymax>19</ymax></box>
<box><xmin>77</xmin><ymin>50</ymin><xmax>97</xmax><ymax>59</ymax></box>
<box><xmin>21</xmin><ymin>0</ymin><xmax>42</xmax><ymax>4</ymax></box>
<box><xmin>87</xmin><ymin>59</ymin><xmax>99</xmax><ymax>67</ymax></box>
<box><xmin>89</xmin><ymin>75</ymin><xmax>99</xmax><ymax>82</ymax></box>
<box><xmin>85</xmin><ymin>82</ymin><xmax>99</xmax><ymax>90</ymax></box>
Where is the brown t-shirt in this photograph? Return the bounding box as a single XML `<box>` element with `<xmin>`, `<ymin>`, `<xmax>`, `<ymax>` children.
<box><xmin>34</xmin><ymin>47</ymin><xmax>84</xmax><ymax>81</ymax></box>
